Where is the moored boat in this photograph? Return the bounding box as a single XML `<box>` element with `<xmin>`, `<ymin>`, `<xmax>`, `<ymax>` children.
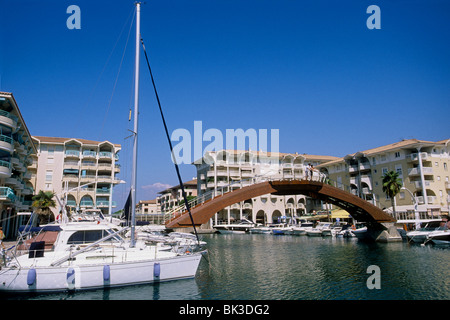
<box><xmin>406</xmin><ymin>221</ymin><xmax>442</xmax><ymax>243</ymax></box>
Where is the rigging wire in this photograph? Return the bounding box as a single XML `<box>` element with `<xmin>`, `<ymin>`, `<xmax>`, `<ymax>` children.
<box><xmin>139</xmin><ymin>36</ymin><xmax>200</xmax><ymax>244</ymax></box>
<box><xmin>99</xmin><ymin>8</ymin><xmax>136</xmax><ymax>139</ymax></box>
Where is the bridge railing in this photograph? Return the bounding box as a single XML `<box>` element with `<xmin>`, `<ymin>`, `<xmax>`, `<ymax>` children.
<box><xmin>163</xmin><ymin>170</ymin><xmax>329</xmax><ymax>223</ymax></box>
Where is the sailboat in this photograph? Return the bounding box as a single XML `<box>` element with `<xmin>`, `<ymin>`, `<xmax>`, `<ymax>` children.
<box><xmin>0</xmin><ymin>3</ymin><xmax>205</xmax><ymax>293</ymax></box>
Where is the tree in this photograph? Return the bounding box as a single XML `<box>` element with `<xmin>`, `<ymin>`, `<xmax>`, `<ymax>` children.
<box><xmin>381</xmin><ymin>171</ymin><xmax>402</xmax><ymax>216</ymax></box>
<box><xmin>32</xmin><ymin>190</ymin><xmax>56</xmax><ymax>225</ymax></box>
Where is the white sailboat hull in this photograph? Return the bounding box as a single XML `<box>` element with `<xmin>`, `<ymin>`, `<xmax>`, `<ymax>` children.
<box><xmin>0</xmin><ymin>252</ymin><xmax>203</xmax><ymax>293</ymax></box>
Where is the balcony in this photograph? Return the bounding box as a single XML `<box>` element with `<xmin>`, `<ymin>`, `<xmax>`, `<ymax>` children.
<box><xmin>359</xmin><ymin>162</ymin><xmax>371</xmax><ymax>171</ymax></box>
<box><xmin>97</xmin><ymin>163</ymin><xmax>112</xmax><ymax>170</ymax></box>
<box><xmin>65</xmin><ymin>150</ymin><xmax>80</xmax><ymax>158</ymax></box>
<box><xmin>63</xmin><ymin>174</ymin><xmax>79</xmax><ymax>182</ymax></box>
<box><xmin>99</xmin><ymin>151</ymin><xmax>112</xmax><ymax>159</ymax></box>
<box><xmin>80</xmin><ymin>200</ymin><xmax>94</xmax><ymax>207</ymax></box>
<box><xmin>415</xmin><ymin>196</ymin><xmax>437</xmax><ymax>204</ymax></box>
<box><xmin>408</xmin><ymin>167</ymin><xmax>433</xmax><ymax>176</ymax></box>
<box><xmin>82</xmin><ymin>150</ymin><xmax>97</xmax><ymax>158</ymax></box>
<box><xmin>96</xmin><ymin>200</ymin><xmax>117</xmax><ymax>208</ymax></box>
<box><xmin>0</xmin><ymin>110</ymin><xmax>18</xmax><ymax>130</ymax></box>
<box><xmin>407</xmin><ymin>152</ymin><xmax>429</xmax><ymax>162</ymax></box>
<box><xmin>96</xmin><ymin>188</ymin><xmax>111</xmax><ymax>194</ymax></box>
<box><xmin>0</xmin><ymin>159</ymin><xmax>12</xmax><ymax>178</ymax></box>
<box><xmin>0</xmin><ymin>134</ymin><xmax>14</xmax><ymax>153</ymax></box>
<box><xmin>414</xmin><ymin>180</ymin><xmax>431</xmax><ymax>189</ymax></box>
<box><xmin>97</xmin><ymin>175</ymin><xmax>112</xmax><ymax>183</ymax></box>
<box><xmin>0</xmin><ymin>186</ymin><xmax>15</xmax><ymax>202</ymax></box>
<box><xmin>80</xmin><ymin>175</ymin><xmax>96</xmax><ymax>182</ymax></box>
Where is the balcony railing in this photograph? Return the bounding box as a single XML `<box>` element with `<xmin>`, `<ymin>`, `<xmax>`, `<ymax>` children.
<box><xmin>0</xmin><ymin>186</ymin><xmax>15</xmax><ymax>202</ymax></box>
<box><xmin>0</xmin><ymin>134</ymin><xmax>13</xmax><ymax>145</ymax></box>
<box><xmin>82</xmin><ymin>151</ymin><xmax>97</xmax><ymax>157</ymax></box>
<box><xmin>65</xmin><ymin>150</ymin><xmax>80</xmax><ymax>157</ymax></box>
<box><xmin>96</xmin><ymin>200</ymin><xmax>117</xmax><ymax>207</ymax></box>
<box><xmin>408</xmin><ymin>167</ymin><xmax>433</xmax><ymax>176</ymax></box>
<box><xmin>99</xmin><ymin>152</ymin><xmax>112</xmax><ymax>159</ymax></box>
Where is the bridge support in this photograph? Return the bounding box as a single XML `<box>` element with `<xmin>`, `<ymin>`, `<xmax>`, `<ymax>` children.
<box><xmin>363</xmin><ymin>223</ymin><xmax>402</xmax><ymax>242</ymax></box>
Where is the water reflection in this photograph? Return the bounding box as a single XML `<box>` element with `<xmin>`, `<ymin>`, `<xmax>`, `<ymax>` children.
<box><xmin>2</xmin><ymin>234</ymin><xmax>448</xmax><ymax>300</ymax></box>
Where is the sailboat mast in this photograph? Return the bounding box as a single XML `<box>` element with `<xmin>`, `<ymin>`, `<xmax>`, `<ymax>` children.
<box><xmin>131</xmin><ymin>2</ymin><xmax>141</xmax><ymax>247</ymax></box>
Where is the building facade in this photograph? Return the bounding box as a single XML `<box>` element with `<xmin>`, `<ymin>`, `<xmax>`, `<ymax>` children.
<box><xmin>157</xmin><ymin>179</ymin><xmax>198</xmax><ymax>214</ymax></box>
<box><xmin>30</xmin><ymin>136</ymin><xmax>122</xmax><ymax>218</ymax></box>
<box><xmin>317</xmin><ymin>139</ymin><xmax>450</xmax><ymax>216</ymax></box>
<box><xmin>194</xmin><ymin>150</ymin><xmax>339</xmax><ymax>226</ymax></box>
<box><xmin>0</xmin><ymin>92</ymin><xmax>37</xmax><ymax>238</ymax></box>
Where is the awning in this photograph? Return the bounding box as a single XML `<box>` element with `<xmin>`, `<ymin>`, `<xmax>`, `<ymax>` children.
<box><xmin>330</xmin><ymin>209</ymin><xmax>352</xmax><ymax>219</ymax></box>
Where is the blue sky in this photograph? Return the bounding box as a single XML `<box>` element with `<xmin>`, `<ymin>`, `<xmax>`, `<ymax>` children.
<box><xmin>1</xmin><ymin>0</ymin><xmax>449</xmax><ymax>209</ymax></box>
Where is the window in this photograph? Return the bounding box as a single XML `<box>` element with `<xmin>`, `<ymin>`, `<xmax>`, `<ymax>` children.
<box><xmin>382</xmin><ymin>167</ymin><xmax>388</xmax><ymax>175</ymax></box>
<box><xmin>444</xmin><ymin>163</ymin><xmax>448</xmax><ymax>171</ymax></box>
<box><xmin>399</xmin><ymin>192</ymin><xmax>405</xmax><ymax>199</ymax></box>
<box><xmin>395</xmin><ymin>164</ymin><xmax>403</xmax><ymax>177</ymax></box>
<box><xmin>67</xmin><ymin>229</ymin><xmax>117</xmax><ymax>244</ymax></box>
<box><xmin>395</xmin><ymin>152</ymin><xmax>401</xmax><ymax>158</ymax></box>
<box><xmin>45</xmin><ymin>170</ymin><xmax>53</xmax><ymax>181</ymax></box>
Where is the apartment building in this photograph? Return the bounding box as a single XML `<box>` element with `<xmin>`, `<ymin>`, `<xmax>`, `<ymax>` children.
<box><xmin>30</xmin><ymin>136</ymin><xmax>122</xmax><ymax>218</ymax></box>
<box><xmin>194</xmin><ymin>150</ymin><xmax>339</xmax><ymax>226</ymax></box>
<box><xmin>136</xmin><ymin>199</ymin><xmax>160</xmax><ymax>214</ymax></box>
<box><xmin>0</xmin><ymin>92</ymin><xmax>37</xmax><ymax>238</ymax></box>
<box><xmin>317</xmin><ymin>139</ymin><xmax>450</xmax><ymax>215</ymax></box>
<box><xmin>157</xmin><ymin>179</ymin><xmax>198</xmax><ymax>214</ymax></box>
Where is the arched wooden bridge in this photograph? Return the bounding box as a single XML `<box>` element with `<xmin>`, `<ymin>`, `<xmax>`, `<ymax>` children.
<box><xmin>165</xmin><ymin>179</ymin><xmax>396</xmax><ymax>228</ymax></box>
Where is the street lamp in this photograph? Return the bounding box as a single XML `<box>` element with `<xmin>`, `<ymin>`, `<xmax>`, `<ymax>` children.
<box><xmin>401</xmin><ymin>187</ymin><xmax>420</xmax><ymax>229</ymax></box>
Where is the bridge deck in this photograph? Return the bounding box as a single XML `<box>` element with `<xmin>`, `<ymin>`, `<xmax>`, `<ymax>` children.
<box><xmin>165</xmin><ymin>179</ymin><xmax>396</xmax><ymax>228</ymax></box>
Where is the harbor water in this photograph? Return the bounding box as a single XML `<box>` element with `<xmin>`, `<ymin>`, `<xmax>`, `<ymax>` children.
<box><xmin>2</xmin><ymin>233</ymin><xmax>449</xmax><ymax>300</ymax></box>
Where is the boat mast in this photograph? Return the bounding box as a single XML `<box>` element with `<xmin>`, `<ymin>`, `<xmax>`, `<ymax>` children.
<box><xmin>131</xmin><ymin>2</ymin><xmax>141</xmax><ymax>247</ymax></box>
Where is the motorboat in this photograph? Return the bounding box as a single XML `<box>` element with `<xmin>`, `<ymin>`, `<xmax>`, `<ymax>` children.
<box><xmin>0</xmin><ymin>221</ymin><xmax>205</xmax><ymax>292</ymax></box>
<box><xmin>291</xmin><ymin>221</ymin><xmax>314</xmax><ymax>236</ymax></box>
<box><xmin>406</xmin><ymin>221</ymin><xmax>443</xmax><ymax>243</ymax></box>
<box><xmin>250</xmin><ymin>224</ymin><xmax>276</xmax><ymax>234</ymax></box>
<box><xmin>214</xmin><ymin>219</ymin><xmax>255</xmax><ymax>234</ymax></box>
<box><xmin>306</xmin><ymin>222</ymin><xmax>332</xmax><ymax>237</ymax></box>
<box><xmin>272</xmin><ymin>223</ymin><xmax>294</xmax><ymax>235</ymax></box>
<box><xmin>334</xmin><ymin>224</ymin><xmax>356</xmax><ymax>238</ymax></box>
<box><xmin>424</xmin><ymin>229</ymin><xmax>450</xmax><ymax>246</ymax></box>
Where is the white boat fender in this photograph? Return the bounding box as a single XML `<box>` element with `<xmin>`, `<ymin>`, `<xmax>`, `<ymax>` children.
<box><xmin>66</xmin><ymin>267</ymin><xmax>75</xmax><ymax>290</ymax></box>
<box><xmin>103</xmin><ymin>265</ymin><xmax>110</xmax><ymax>282</ymax></box>
<box><xmin>27</xmin><ymin>268</ymin><xmax>36</xmax><ymax>286</ymax></box>
<box><xmin>154</xmin><ymin>263</ymin><xmax>160</xmax><ymax>279</ymax></box>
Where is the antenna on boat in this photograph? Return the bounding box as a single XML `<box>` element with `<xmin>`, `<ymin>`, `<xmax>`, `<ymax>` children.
<box><xmin>130</xmin><ymin>1</ymin><xmax>141</xmax><ymax>247</ymax></box>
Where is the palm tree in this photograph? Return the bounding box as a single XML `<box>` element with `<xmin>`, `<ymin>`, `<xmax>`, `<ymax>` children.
<box><xmin>381</xmin><ymin>171</ymin><xmax>403</xmax><ymax>216</ymax></box>
<box><xmin>32</xmin><ymin>190</ymin><xmax>56</xmax><ymax>225</ymax></box>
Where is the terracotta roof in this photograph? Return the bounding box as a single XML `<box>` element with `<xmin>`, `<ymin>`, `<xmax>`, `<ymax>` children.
<box><xmin>158</xmin><ymin>178</ymin><xmax>198</xmax><ymax>194</ymax></box>
<box><xmin>138</xmin><ymin>199</ymin><xmax>157</xmax><ymax>204</ymax></box>
<box><xmin>317</xmin><ymin>138</ymin><xmax>449</xmax><ymax>167</ymax></box>
<box><xmin>32</xmin><ymin>136</ymin><xmax>121</xmax><ymax>148</ymax></box>
<box><xmin>198</xmin><ymin>149</ymin><xmax>339</xmax><ymax>162</ymax></box>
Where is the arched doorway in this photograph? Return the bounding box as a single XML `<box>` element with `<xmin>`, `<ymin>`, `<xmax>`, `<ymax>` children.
<box><xmin>271</xmin><ymin>209</ymin><xmax>282</xmax><ymax>223</ymax></box>
<box><xmin>255</xmin><ymin>210</ymin><xmax>266</xmax><ymax>225</ymax></box>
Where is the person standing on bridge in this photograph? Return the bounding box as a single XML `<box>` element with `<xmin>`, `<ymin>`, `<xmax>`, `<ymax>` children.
<box><xmin>310</xmin><ymin>164</ymin><xmax>315</xmax><ymax>180</ymax></box>
<box><xmin>305</xmin><ymin>163</ymin><xmax>311</xmax><ymax>180</ymax></box>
